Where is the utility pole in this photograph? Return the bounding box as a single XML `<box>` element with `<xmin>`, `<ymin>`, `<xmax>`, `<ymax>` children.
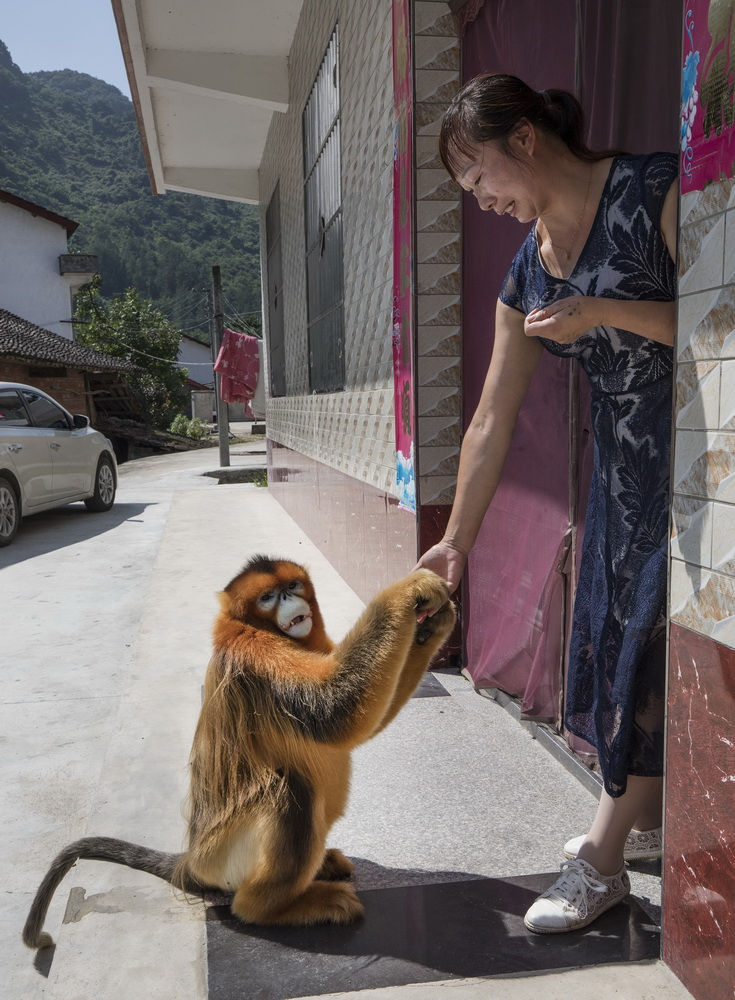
<box><xmin>211</xmin><ymin>265</ymin><xmax>230</xmax><ymax>467</ymax></box>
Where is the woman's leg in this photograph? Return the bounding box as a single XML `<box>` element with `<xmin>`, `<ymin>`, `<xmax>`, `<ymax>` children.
<box><xmin>577</xmin><ymin>775</ymin><xmax>663</xmax><ymax>875</ymax></box>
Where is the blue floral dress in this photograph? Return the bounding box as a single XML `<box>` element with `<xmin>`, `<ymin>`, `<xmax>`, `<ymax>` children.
<box><xmin>499</xmin><ymin>153</ymin><xmax>677</xmax><ymax>797</ymax></box>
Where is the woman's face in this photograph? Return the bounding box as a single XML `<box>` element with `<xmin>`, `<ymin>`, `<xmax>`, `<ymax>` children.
<box><xmin>454</xmin><ymin>132</ymin><xmax>540</xmax><ymax>222</ymax></box>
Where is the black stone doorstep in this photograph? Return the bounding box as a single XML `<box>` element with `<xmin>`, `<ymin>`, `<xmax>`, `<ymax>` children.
<box><xmin>205</xmin><ymin>871</ymin><xmax>660</xmax><ymax>1000</ymax></box>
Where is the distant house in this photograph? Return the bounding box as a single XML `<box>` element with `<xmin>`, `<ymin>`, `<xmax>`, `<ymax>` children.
<box><xmin>178</xmin><ymin>333</ymin><xmax>214</xmax><ymax>390</ymax></box>
<box><xmin>0</xmin><ymin>307</ymin><xmax>136</xmax><ymax>421</ymax></box>
<box><xmin>0</xmin><ymin>189</ymin><xmax>98</xmax><ymax>339</ymax></box>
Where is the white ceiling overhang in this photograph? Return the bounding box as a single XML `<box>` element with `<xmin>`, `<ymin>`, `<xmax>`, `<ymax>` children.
<box><xmin>112</xmin><ymin>0</ymin><xmax>304</xmax><ymax>204</ymax></box>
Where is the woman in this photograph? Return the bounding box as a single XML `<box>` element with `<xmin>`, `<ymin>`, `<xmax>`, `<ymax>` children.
<box><xmin>417</xmin><ymin>74</ymin><xmax>678</xmax><ymax>934</ymax></box>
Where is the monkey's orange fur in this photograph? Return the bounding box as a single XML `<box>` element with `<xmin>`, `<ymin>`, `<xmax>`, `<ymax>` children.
<box><xmin>23</xmin><ymin>556</ymin><xmax>455</xmax><ymax>946</ymax></box>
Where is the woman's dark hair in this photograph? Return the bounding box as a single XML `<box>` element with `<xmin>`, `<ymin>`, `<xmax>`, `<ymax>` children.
<box><xmin>439</xmin><ymin>73</ymin><xmax>611</xmax><ymax>179</ymax></box>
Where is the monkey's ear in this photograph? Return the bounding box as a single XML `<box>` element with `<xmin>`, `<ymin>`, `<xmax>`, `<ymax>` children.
<box><xmin>216</xmin><ymin>591</ymin><xmax>232</xmax><ymax>614</ymax></box>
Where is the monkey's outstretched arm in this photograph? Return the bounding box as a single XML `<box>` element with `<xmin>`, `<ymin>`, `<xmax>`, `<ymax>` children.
<box><xmin>221</xmin><ymin>569</ymin><xmax>450</xmax><ymax>748</ymax></box>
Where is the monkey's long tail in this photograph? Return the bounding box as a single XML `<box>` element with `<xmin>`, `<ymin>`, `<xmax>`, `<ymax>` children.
<box><xmin>22</xmin><ymin>836</ymin><xmax>198</xmax><ymax>950</ymax></box>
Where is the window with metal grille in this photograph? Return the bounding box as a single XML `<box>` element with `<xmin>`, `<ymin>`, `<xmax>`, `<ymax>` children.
<box><xmin>303</xmin><ymin>27</ymin><xmax>344</xmax><ymax>393</ymax></box>
<box><xmin>265</xmin><ymin>184</ymin><xmax>286</xmax><ymax>397</ymax></box>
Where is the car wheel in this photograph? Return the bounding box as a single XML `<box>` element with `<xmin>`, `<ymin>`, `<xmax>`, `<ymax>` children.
<box><xmin>84</xmin><ymin>455</ymin><xmax>116</xmax><ymax>512</ymax></box>
<box><xmin>0</xmin><ymin>475</ymin><xmax>20</xmax><ymax>546</ymax></box>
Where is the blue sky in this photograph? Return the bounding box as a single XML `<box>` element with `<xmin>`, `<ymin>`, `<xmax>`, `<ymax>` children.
<box><xmin>2</xmin><ymin>0</ymin><xmax>131</xmax><ymax>97</ymax></box>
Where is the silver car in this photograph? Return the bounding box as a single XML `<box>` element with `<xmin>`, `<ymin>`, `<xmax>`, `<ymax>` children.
<box><xmin>0</xmin><ymin>381</ymin><xmax>117</xmax><ymax>546</ymax></box>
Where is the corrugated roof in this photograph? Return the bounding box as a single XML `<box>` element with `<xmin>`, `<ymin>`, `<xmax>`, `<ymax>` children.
<box><xmin>0</xmin><ymin>308</ymin><xmax>137</xmax><ymax>373</ymax></box>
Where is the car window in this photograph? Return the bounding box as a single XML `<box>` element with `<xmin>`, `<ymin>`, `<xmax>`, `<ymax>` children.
<box><xmin>0</xmin><ymin>389</ymin><xmax>30</xmax><ymax>426</ymax></box>
<box><xmin>21</xmin><ymin>391</ymin><xmax>70</xmax><ymax>430</ymax></box>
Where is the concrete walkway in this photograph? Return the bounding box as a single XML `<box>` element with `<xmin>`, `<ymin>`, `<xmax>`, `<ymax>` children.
<box><xmin>1</xmin><ymin>447</ymin><xmax>694</xmax><ymax>1000</ymax></box>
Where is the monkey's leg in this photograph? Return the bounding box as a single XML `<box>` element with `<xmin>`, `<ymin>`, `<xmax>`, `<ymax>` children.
<box><xmin>316</xmin><ymin>848</ymin><xmax>354</xmax><ymax>880</ymax></box>
<box><xmin>232</xmin><ymin>875</ymin><xmax>364</xmax><ymax>926</ymax></box>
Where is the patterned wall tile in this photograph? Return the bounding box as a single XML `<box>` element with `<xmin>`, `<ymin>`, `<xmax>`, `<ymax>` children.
<box><xmin>416</xmin><ymin>135</ymin><xmax>445</xmax><ymax>169</ymax></box>
<box><xmin>674</xmin><ymin>430</ymin><xmax>735</xmax><ymax>502</ymax></box>
<box><xmin>678</xmin><ymin>214</ymin><xmax>725</xmax><ymax>294</ymax></box>
<box><xmin>670</xmin><ymin>558</ymin><xmax>735</xmax><ymax>650</ymax></box>
<box><xmin>676</xmin><ymin>360</ymin><xmax>721</xmax><ymax>428</ymax></box>
<box><xmin>414</xmin><ymin>35</ymin><xmax>459</xmax><ymax>71</ymax></box>
<box><xmin>416</xmin><ymin>167</ymin><xmax>459</xmax><ymax>200</ymax></box>
<box><xmin>712</xmin><ymin>500</ymin><xmax>735</xmax><ymax>578</ymax></box>
<box><xmin>677</xmin><ymin>287</ymin><xmax>735</xmax><ymax>361</ymax></box>
<box><xmin>417</xmin><ymin>232</ymin><xmax>460</xmax><ymax>263</ymax></box>
<box><xmin>671</xmin><ymin>494</ymin><xmax>713</xmax><ymax>568</ymax></box>
<box><xmin>680</xmin><ymin>177</ymin><xmax>735</xmax><ymax>226</ymax></box>
<box><xmin>724</xmin><ymin>209</ymin><xmax>735</xmax><ymax>285</ymax></box>
<box><xmin>418</xmin><ymin>355</ymin><xmax>461</xmax><ymax>387</ymax></box>
<box><xmin>415</xmin><ymin>101</ymin><xmax>448</xmax><ymax>135</ymax></box>
<box><xmin>721</xmin><ymin>360</ymin><xmax>735</xmax><ymax>428</ymax></box>
<box><xmin>415</xmin><ymin>69</ymin><xmax>458</xmax><ymax>103</ymax></box>
<box><xmin>419</xmin><ymin>475</ymin><xmax>457</xmax><ymax>504</ymax></box>
<box><xmin>418</xmin><ymin>385</ymin><xmax>460</xmax><ymax>417</ymax></box>
<box><xmin>418</xmin><ymin>415</ymin><xmax>461</xmax><ymax>447</ymax></box>
<box><xmin>417</xmin><ymin>262</ymin><xmax>460</xmax><ymax>294</ymax></box>
<box><xmin>417</xmin><ymin>324</ymin><xmax>460</xmax><ymax>355</ymax></box>
<box><xmin>414</xmin><ymin>0</ymin><xmax>457</xmax><ymax>35</ymax></box>
<box><xmin>417</xmin><ymin>200</ymin><xmax>462</xmax><ymax>232</ymax></box>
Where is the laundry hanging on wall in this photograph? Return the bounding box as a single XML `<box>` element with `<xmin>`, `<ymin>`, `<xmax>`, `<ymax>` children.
<box><xmin>214</xmin><ymin>327</ymin><xmax>260</xmax><ymax>418</ymax></box>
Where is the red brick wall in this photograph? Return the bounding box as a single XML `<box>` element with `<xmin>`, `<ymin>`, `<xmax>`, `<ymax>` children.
<box><xmin>0</xmin><ymin>362</ymin><xmax>94</xmax><ymax>419</ymax></box>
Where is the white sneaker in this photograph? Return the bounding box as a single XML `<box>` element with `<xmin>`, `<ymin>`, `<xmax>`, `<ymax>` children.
<box><xmin>563</xmin><ymin>826</ymin><xmax>662</xmax><ymax>862</ymax></box>
<box><xmin>524</xmin><ymin>858</ymin><xmax>630</xmax><ymax>934</ymax></box>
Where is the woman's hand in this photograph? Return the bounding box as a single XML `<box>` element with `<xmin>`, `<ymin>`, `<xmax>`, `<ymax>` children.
<box><xmin>414</xmin><ymin>540</ymin><xmax>467</xmax><ymax>619</ymax></box>
<box><xmin>524</xmin><ymin>296</ymin><xmax>593</xmax><ymax>344</ymax></box>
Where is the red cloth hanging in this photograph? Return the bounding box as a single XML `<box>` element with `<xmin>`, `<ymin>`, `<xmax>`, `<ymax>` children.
<box><xmin>214</xmin><ymin>327</ymin><xmax>260</xmax><ymax>416</ymax></box>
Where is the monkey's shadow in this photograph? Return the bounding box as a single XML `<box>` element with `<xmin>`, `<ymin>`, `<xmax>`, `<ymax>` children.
<box><xmin>203</xmin><ymin>858</ymin><xmax>660</xmax><ymax>1000</ymax></box>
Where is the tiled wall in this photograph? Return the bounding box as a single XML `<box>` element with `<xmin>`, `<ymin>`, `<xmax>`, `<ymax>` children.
<box><xmin>260</xmin><ymin>0</ymin><xmax>461</xmax><ymax>509</ymax></box>
<box><xmin>664</xmin><ymin>178</ymin><xmax>735</xmax><ymax>997</ymax></box>
<box><xmin>414</xmin><ymin>1</ymin><xmax>461</xmax><ymax>507</ymax></box>
<box><xmin>670</xmin><ymin>179</ymin><xmax>735</xmax><ymax>647</ymax></box>
<box><xmin>259</xmin><ymin>0</ymin><xmax>399</xmax><ymax>498</ymax></box>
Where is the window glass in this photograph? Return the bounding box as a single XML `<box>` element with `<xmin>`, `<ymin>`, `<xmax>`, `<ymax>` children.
<box><xmin>0</xmin><ymin>389</ymin><xmax>30</xmax><ymax>426</ymax></box>
<box><xmin>303</xmin><ymin>26</ymin><xmax>345</xmax><ymax>393</ymax></box>
<box><xmin>22</xmin><ymin>391</ymin><xmax>70</xmax><ymax>429</ymax></box>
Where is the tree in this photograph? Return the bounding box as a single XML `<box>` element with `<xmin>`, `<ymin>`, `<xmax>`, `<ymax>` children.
<box><xmin>74</xmin><ymin>277</ymin><xmax>188</xmax><ymax>428</ymax></box>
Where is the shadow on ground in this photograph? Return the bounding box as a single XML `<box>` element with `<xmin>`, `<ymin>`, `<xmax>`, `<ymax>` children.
<box><xmin>0</xmin><ymin>502</ymin><xmax>155</xmax><ymax>566</ymax></box>
<box><xmin>204</xmin><ymin>858</ymin><xmax>660</xmax><ymax>1000</ymax></box>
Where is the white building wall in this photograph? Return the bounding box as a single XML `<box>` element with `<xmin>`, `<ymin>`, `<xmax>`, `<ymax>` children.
<box><xmin>259</xmin><ymin>0</ymin><xmax>398</xmax><ymax>495</ymax></box>
<box><xmin>0</xmin><ymin>202</ymin><xmax>74</xmax><ymax>338</ymax></box>
<box><xmin>178</xmin><ymin>336</ymin><xmax>214</xmax><ymax>386</ymax></box>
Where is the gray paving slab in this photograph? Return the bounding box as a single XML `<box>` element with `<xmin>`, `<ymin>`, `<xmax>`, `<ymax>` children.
<box><xmin>0</xmin><ymin>448</ymin><xmax>690</xmax><ymax>1000</ymax></box>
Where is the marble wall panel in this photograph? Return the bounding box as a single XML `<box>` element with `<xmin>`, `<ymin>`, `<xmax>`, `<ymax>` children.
<box><xmin>664</xmin><ymin>624</ymin><xmax>735</xmax><ymax>1000</ymax></box>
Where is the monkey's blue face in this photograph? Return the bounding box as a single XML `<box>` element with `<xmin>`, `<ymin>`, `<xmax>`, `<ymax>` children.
<box><xmin>256</xmin><ymin>580</ymin><xmax>313</xmax><ymax>639</ymax></box>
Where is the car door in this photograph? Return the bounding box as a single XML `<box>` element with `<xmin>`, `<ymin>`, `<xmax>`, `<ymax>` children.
<box><xmin>21</xmin><ymin>390</ymin><xmax>92</xmax><ymax>498</ymax></box>
<box><xmin>0</xmin><ymin>387</ymin><xmax>55</xmax><ymax>507</ymax></box>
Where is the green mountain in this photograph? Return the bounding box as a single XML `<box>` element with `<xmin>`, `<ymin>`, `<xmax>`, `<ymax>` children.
<box><xmin>0</xmin><ymin>40</ymin><xmax>261</xmax><ymax>337</ymax></box>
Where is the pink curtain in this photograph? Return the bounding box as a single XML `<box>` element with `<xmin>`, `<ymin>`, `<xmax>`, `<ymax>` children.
<box><xmin>461</xmin><ymin>0</ymin><xmax>680</xmax><ymax>734</ymax></box>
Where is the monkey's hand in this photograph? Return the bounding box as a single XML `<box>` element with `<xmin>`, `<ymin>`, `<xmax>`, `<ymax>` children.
<box><xmin>407</xmin><ymin>568</ymin><xmax>452</xmax><ymax>621</ymax></box>
<box><xmin>415</xmin><ymin>598</ymin><xmax>456</xmax><ymax>645</ymax></box>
